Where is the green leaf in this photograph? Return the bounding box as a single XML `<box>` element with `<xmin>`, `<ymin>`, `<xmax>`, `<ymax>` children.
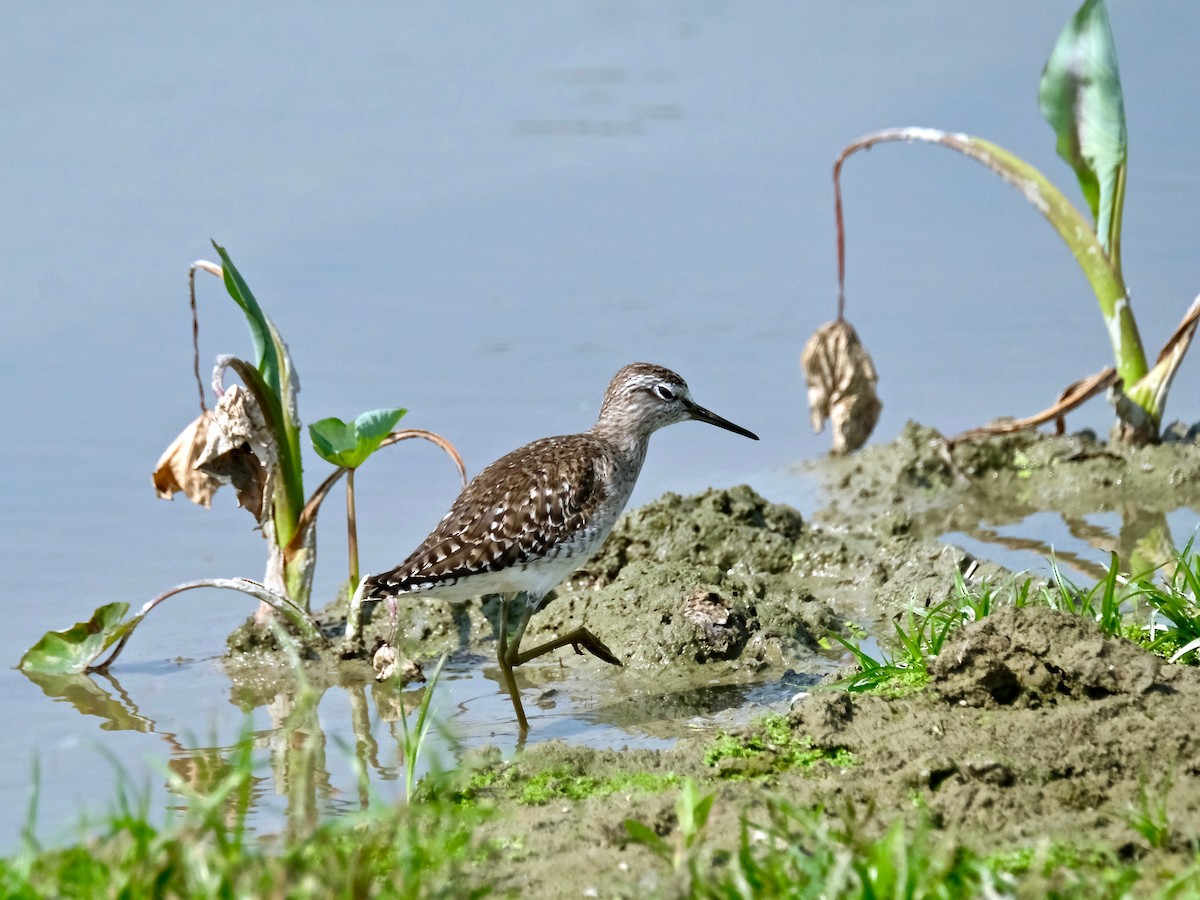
<box><xmin>1039</xmin><ymin>0</ymin><xmax>1127</xmax><ymax>255</ymax></box>
<box><xmin>18</xmin><ymin>602</ymin><xmax>134</xmax><ymax>675</ymax></box>
<box><xmin>209</xmin><ymin>243</ymin><xmax>306</xmax><ymax>547</ymax></box>
<box><xmin>210</xmin><ymin>241</ymin><xmax>283</xmax><ymax>398</ymax></box>
<box><xmin>309</xmin><ymin>407</ymin><xmax>407</xmax><ymax>469</ymax></box>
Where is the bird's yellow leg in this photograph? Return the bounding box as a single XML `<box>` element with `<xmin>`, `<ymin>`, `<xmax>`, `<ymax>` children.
<box><xmin>511</xmin><ymin>628</ymin><xmax>622</xmax><ymax>667</ymax></box>
<box><xmin>497</xmin><ymin>595</ymin><xmax>530</xmax><ymax>733</ymax></box>
<box><xmin>504</xmin><ymin>596</ymin><xmax>622</xmax><ymax>668</ymax></box>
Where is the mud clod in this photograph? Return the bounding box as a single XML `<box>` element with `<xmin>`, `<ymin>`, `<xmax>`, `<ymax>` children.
<box><xmin>929</xmin><ymin>606</ymin><xmax>1171</xmax><ymax>709</ymax></box>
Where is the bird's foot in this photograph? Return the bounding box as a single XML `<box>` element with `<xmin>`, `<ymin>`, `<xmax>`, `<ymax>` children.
<box><xmin>573</xmin><ymin>628</ymin><xmax>622</xmax><ymax>667</ymax></box>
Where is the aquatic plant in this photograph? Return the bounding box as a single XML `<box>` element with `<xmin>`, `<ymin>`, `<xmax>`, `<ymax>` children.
<box><xmin>397</xmin><ymin>652</ymin><xmax>449</xmax><ymax>804</ymax></box>
<box><xmin>19</xmin><ymin>245</ymin><xmax>466</xmax><ymax>675</ymax></box>
<box><xmin>310</xmin><ymin>407</ymin><xmax>407</xmax><ymax>593</ymax></box>
<box><xmin>805</xmin><ymin>0</ymin><xmax>1200</xmax><ymax>450</ymax></box>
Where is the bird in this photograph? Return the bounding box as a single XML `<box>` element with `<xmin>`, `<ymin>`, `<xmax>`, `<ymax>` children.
<box><xmin>355</xmin><ymin>362</ymin><xmax>759</xmax><ymax>732</ymax></box>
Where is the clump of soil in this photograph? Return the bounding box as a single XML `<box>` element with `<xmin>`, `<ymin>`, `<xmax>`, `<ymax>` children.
<box><xmin>460</xmin><ymin>605</ymin><xmax>1200</xmax><ymax>896</ymax></box>
<box><xmin>301</xmin><ymin>482</ymin><xmax>1005</xmax><ymax>703</ymax></box>
<box><xmin>815</xmin><ymin>421</ymin><xmax>1200</xmax><ymax>574</ymax></box>
<box><xmin>927</xmin><ymin>604</ymin><xmax>1170</xmax><ymax>707</ymax></box>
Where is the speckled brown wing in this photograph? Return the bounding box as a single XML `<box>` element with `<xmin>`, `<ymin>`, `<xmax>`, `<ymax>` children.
<box><xmin>364</xmin><ymin>433</ymin><xmax>612</xmax><ymax>597</ymax></box>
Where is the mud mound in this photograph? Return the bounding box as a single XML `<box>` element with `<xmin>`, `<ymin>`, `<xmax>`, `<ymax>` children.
<box><xmin>534</xmin><ymin>558</ymin><xmax>820</xmax><ymax>676</ymax></box>
<box><xmin>573</xmin><ymin>484</ymin><xmax>805</xmax><ymax>585</ymax></box>
<box><xmin>783</xmin><ymin>605</ymin><xmax>1200</xmax><ymax>857</ymax></box>
<box><xmin>461</xmin><ymin>605</ymin><xmax>1200</xmax><ymax>894</ymax></box>
<box><xmin>928</xmin><ymin>605</ymin><xmax>1171</xmax><ymax>708</ymax></box>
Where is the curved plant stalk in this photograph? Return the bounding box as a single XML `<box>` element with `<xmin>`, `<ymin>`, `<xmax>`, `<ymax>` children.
<box><xmin>187</xmin><ymin>260</ymin><xmax>223</xmax><ymax>414</ymax></box>
<box><xmin>19</xmin><ymin>579</ymin><xmax>327</xmax><ymax>677</ymax></box>
<box><xmin>833</xmin><ymin>127</ymin><xmax>1148</xmax><ymax>397</ymax></box>
<box><xmin>91</xmin><ymin>578</ymin><xmax>326</xmax><ymax>672</ymax></box>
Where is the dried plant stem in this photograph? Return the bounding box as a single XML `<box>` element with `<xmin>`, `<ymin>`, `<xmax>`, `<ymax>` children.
<box><xmin>187</xmin><ymin>260</ymin><xmax>224</xmax><ymax>415</ymax></box>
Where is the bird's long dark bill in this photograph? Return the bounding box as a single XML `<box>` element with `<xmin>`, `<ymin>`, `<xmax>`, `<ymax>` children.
<box><xmin>686</xmin><ymin>400</ymin><xmax>759</xmax><ymax>440</ymax></box>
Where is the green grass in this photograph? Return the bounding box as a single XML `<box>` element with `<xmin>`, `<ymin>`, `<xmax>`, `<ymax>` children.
<box><xmin>2</xmin><ymin>738</ymin><xmax>495</xmax><ymax>899</ymax></box>
<box><xmin>12</xmin><ymin>543</ymin><xmax>1200</xmax><ymax>897</ymax></box>
<box><xmin>517</xmin><ymin>766</ymin><xmax>679</xmax><ymax>805</ymax></box>
<box><xmin>703</xmin><ymin>712</ymin><xmax>856</xmax><ymax>779</ymax></box>
<box><xmin>626</xmin><ymin>791</ymin><xmax>1200</xmax><ymax>899</ymax></box>
<box><xmin>833</xmin><ymin>543</ymin><xmax>1200</xmax><ymax>696</ymax></box>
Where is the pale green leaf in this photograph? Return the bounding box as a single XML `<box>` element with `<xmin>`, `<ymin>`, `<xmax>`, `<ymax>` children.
<box><xmin>624</xmin><ymin>819</ymin><xmax>668</xmax><ymax>856</ymax></box>
<box><xmin>19</xmin><ymin>602</ymin><xmax>133</xmax><ymax>676</ymax></box>
<box><xmin>210</xmin><ymin>241</ymin><xmax>283</xmax><ymax>398</ymax></box>
<box><xmin>1039</xmin><ymin>0</ymin><xmax>1127</xmax><ymax>253</ymax></box>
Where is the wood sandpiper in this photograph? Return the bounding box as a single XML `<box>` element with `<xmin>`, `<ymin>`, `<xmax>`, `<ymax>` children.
<box><xmin>354</xmin><ymin>362</ymin><xmax>759</xmax><ymax>732</ymax></box>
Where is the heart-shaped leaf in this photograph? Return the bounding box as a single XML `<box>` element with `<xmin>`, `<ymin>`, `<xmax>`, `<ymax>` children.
<box><xmin>310</xmin><ymin>407</ymin><xmax>407</xmax><ymax>469</ymax></box>
<box><xmin>18</xmin><ymin>602</ymin><xmax>134</xmax><ymax>676</ymax></box>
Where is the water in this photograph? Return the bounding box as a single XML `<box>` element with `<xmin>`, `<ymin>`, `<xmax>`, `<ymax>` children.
<box><xmin>3</xmin><ymin>2</ymin><xmax>1199</xmax><ymax>848</ymax></box>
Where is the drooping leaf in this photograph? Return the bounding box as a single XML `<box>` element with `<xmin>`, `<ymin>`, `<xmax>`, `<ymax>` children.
<box><xmin>195</xmin><ymin>383</ymin><xmax>277</xmax><ymax>524</ymax></box>
<box><xmin>153</xmin><ymin>410</ymin><xmax>220</xmax><ymax>506</ymax></box>
<box><xmin>1039</xmin><ymin>0</ymin><xmax>1127</xmax><ymax>254</ymax></box>
<box><xmin>309</xmin><ymin>407</ymin><xmax>407</xmax><ymax>469</ymax></box>
<box><xmin>19</xmin><ymin>602</ymin><xmax>133</xmax><ymax>675</ymax></box>
<box><xmin>801</xmin><ymin>318</ymin><xmax>881</xmax><ymax>454</ymax></box>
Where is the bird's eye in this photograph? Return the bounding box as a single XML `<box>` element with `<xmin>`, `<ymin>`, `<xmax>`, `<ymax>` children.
<box><xmin>653</xmin><ymin>384</ymin><xmax>676</xmax><ymax>401</ymax></box>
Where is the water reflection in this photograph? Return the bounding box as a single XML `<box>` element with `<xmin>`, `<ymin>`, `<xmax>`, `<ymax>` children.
<box><xmin>954</xmin><ymin>507</ymin><xmax>1183</xmax><ymax>583</ymax></box>
<box><xmin>22</xmin><ymin>654</ymin><xmax>807</xmax><ymax>839</ymax></box>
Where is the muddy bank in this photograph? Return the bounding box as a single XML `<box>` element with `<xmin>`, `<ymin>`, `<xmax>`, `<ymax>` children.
<box><xmin>213</xmin><ymin>423</ymin><xmax>1200</xmax><ymax>893</ymax></box>
<box><xmin>814</xmin><ymin>421</ymin><xmax>1200</xmax><ymax>580</ymax></box>
<box><xmin>458</xmin><ymin>605</ymin><xmax>1200</xmax><ymax>895</ymax></box>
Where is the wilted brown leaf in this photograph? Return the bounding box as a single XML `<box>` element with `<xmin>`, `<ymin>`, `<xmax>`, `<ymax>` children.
<box><xmin>152</xmin><ymin>410</ymin><xmax>220</xmax><ymax>506</ymax></box>
<box><xmin>800</xmin><ymin>318</ymin><xmax>882</xmax><ymax>454</ymax></box>
<box><xmin>194</xmin><ymin>384</ymin><xmax>276</xmax><ymax>525</ymax></box>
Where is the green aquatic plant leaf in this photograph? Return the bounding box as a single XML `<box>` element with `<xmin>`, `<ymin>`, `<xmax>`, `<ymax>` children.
<box><xmin>18</xmin><ymin>602</ymin><xmax>133</xmax><ymax>676</ymax></box>
<box><xmin>1039</xmin><ymin>0</ymin><xmax>1126</xmax><ymax>258</ymax></box>
<box><xmin>210</xmin><ymin>241</ymin><xmax>283</xmax><ymax>398</ymax></box>
<box><xmin>207</xmin><ymin>244</ymin><xmax>306</xmax><ymax>557</ymax></box>
<box><xmin>309</xmin><ymin>407</ymin><xmax>407</xmax><ymax>469</ymax></box>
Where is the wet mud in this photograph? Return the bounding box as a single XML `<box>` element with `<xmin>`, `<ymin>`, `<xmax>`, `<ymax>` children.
<box><xmin>221</xmin><ymin>421</ymin><xmax>1200</xmax><ymax>892</ymax></box>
